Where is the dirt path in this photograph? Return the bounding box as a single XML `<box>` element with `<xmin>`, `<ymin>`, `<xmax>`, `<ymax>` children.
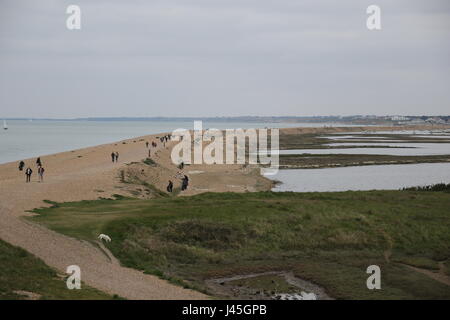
<box><xmin>375</xmin><ymin>226</ymin><xmax>449</xmax><ymax>287</ymax></box>
<box><xmin>0</xmin><ymin>133</ymin><xmax>209</xmax><ymax>299</ymax></box>
<box><xmin>0</xmin><ymin>128</ymin><xmax>273</xmax><ymax>299</ymax></box>
<box><xmin>398</xmin><ymin>263</ymin><xmax>450</xmax><ymax>287</ymax></box>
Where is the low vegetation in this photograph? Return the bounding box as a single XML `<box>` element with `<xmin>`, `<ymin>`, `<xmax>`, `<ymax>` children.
<box><xmin>0</xmin><ymin>239</ymin><xmax>113</xmax><ymax>300</ymax></box>
<box><xmin>143</xmin><ymin>158</ymin><xmax>157</xmax><ymax>166</ymax></box>
<box><xmin>403</xmin><ymin>183</ymin><xmax>450</xmax><ymax>192</ymax></box>
<box><xmin>30</xmin><ymin>190</ymin><xmax>450</xmax><ymax>300</ymax></box>
<box><xmin>280</xmin><ymin>154</ymin><xmax>450</xmax><ymax>169</ymax></box>
<box><xmin>280</xmin><ymin>133</ymin><xmax>330</xmax><ymax>149</ymax></box>
<box><xmin>277</xmin><ymin>132</ymin><xmax>450</xmax><ymax>168</ymax></box>
<box><xmin>279</xmin><ymin>132</ymin><xmax>450</xmax><ymax>150</ymax></box>
<box><xmin>118</xmin><ymin>165</ymin><xmax>168</xmax><ymax>198</ymax></box>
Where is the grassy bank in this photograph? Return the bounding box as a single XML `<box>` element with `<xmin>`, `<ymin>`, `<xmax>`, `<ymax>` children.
<box><xmin>277</xmin><ymin>132</ymin><xmax>450</xmax><ymax>168</ymax></box>
<box><xmin>279</xmin><ymin>132</ymin><xmax>450</xmax><ymax>150</ymax></box>
<box><xmin>0</xmin><ymin>239</ymin><xmax>114</xmax><ymax>300</ymax></box>
<box><xmin>30</xmin><ymin>190</ymin><xmax>450</xmax><ymax>299</ymax></box>
<box><xmin>280</xmin><ymin>154</ymin><xmax>450</xmax><ymax>169</ymax></box>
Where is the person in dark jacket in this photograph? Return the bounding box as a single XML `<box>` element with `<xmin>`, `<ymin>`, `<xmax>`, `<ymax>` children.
<box><xmin>25</xmin><ymin>167</ymin><xmax>33</xmax><ymax>183</ymax></box>
<box><xmin>167</xmin><ymin>180</ymin><xmax>173</xmax><ymax>193</ymax></box>
<box><xmin>19</xmin><ymin>161</ymin><xmax>25</xmax><ymax>171</ymax></box>
<box><xmin>181</xmin><ymin>175</ymin><xmax>189</xmax><ymax>191</ymax></box>
<box><xmin>38</xmin><ymin>166</ymin><xmax>45</xmax><ymax>182</ymax></box>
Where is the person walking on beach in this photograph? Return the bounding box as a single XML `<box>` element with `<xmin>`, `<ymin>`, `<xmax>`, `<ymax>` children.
<box><xmin>36</xmin><ymin>157</ymin><xmax>42</xmax><ymax>167</ymax></box>
<box><xmin>146</xmin><ymin>141</ymin><xmax>149</xmax><ymax>148</ymax></box>
<box><xmin>25</xmin><ymin>167</ymin><xmax>32</xmax><ymax>183</ymax></box>
<box><xmin>18</xmin><ymin>161</ymin><xmax>25</xmax><ymax>171</ymax></box>
<box><xmin>167</xmin><ymin>180</ymin><xmax>173</xmax><ymax>193</ymax></box>
<box><xmin>181</xmin><ymin>175</ymin><xmax>189</xmax><ymax>191</ymax></box>
<box><xmin>38</xmin><ymin>166</ymin><xmax>45</xmax><ymax>182</ymax></box>
<box><xmin>111</xmin><ymin>152</ymin><xmax>115</xmax><ymax>163</ymax></box>
<box><xmin>115</xmin><ymin>152</ymin><xmax>119</xmax><ymax>163</ymax></box>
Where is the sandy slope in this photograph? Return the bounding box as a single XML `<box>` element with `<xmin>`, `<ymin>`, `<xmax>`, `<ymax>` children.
<box><xmin>0</xmin><ymin>133</ymin><xmax>211</xmax><ymax>299</ymax></box>
<box><xmin>0</xmin><ymin>124</ymin><xmax>448</xmax><ymax>299</ymax></box>
<box><xmin>0</xmin><ymin>128</ymin><xmax>273</xmax><ymax>299</ymax></box>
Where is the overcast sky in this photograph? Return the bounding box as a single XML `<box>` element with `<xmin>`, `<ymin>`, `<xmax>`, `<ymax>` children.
<box><xmin>0</xmin><ymin>0</ymin><xmax>449</xmax><ymax>118</ymax></box>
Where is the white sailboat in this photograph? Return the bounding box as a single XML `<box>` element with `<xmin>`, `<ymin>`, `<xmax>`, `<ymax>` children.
<box><xmin>3</xmin><ymin>120</ymin><xmax>7</xmax><ymax>130</ymax></box>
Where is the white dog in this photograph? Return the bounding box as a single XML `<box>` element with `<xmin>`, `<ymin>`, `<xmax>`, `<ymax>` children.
<box><xmin>276</xmin><ymin>292</ymin><xmax>317</xmax><ymax>300</ymax></box>
<box><xmin>98</xmin><ymin>234</ymin><xmax>112</xmax><ymax>242</ymax></box>
<box><xmin>300</xmin><ymin>291</ymin><xmax>317</xmax><ymax>300</ymax></box>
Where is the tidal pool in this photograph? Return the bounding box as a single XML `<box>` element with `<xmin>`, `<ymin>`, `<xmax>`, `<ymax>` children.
<box><xmin>279</xmin><ymin>142</ymin><xmax>450</xmax><ymax>156</ymax></box>
<box><xmin>266</xmin><ymin>163</ymin><xmax>450</xmax><ymax>192</ymax></box>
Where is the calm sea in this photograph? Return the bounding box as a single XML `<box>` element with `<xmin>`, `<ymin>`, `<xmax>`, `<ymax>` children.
<box><xmin>3</xmin><ymin>120</ymin><xmax>448</xmax><ymax>191</ymax></box>
<box><xmin>0</xmin><ymin>120</ymin><xmax>342</xmax><ymax>164</ymax></box>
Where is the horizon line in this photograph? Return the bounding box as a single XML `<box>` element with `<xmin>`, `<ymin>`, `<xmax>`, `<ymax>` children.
<box><xmin>2</xmin><ymin>115</ymin><xmax>450</xmax><ymax>121</ymax></box>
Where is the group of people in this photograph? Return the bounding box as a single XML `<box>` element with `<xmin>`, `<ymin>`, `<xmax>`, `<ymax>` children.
<box><xmin>108</xmin><ymin>134</ymin><xmax>189</xmax><ymax>194</ymax></box>
<box><xmin>166</xmin><ymin>171</ymin><xmax>189</xmax><ymax>193</ymax></box>
<box><xmin>111</xmin><ymin>152</ymin><xmax>119</xmax><ymax>163</ymax></box>
<box><xmin>19</xmin><ymin>157</ymin><xmax>45</xmax><ymax>183</ymax></box>
<box><xmin>161</xmin><ymin>134</ymin><xmax>171</xmax><ymax>143</ymax></box>
<box><xmin>146</xmin><ymin>141</ymin><xmax>157</xmax><ymax>157</ymax></box>
<box><xmin>16</xmin><ymin>133</ymin><xmax>189</xmax><ymax>193</ymax></box>
<box><xmin>166</xmin><ymin>175</ymin><xmax>189</xmax><ymax>193</ymax></box>
<box><xmin>159</xmin><ymin>134</ymin><xmax>171</xmax><ymax>147</ymax></box>
<box><xmin>146</xmin><ymin>135</ymin><xmax>171</xmax><ymax>157</ymax></box>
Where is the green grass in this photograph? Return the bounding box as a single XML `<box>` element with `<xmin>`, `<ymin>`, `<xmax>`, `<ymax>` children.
<box><xmin>0</xmin><ymin>239</ymin><xmax>114</xmax><ymax>300</ymax></box>
<box><xmin>279</xmin><ymin>132</ymin><xmax>450</xmax><ymax>150</ymax></box>
<box><xmin>29</xmin><ymin>190</ymin><xmax>450</xmax><ymax>300</ymax></box>
<box><xmin>391</xmin><ymin>256</ymin><xmax>440</xmax><ymax>270</ymax></box>
<box><xmin>143</xmin><ymin>158</ymin><xmax>157</xmax><ymax>166</ymax></box>
<box><xmin>280</xmin><ymin>154</ymin><xmax>450</xmax><ymax>169</ymax></box>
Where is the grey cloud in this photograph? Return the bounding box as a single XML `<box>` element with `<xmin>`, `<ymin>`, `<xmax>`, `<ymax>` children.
<box><xmin>0</xmin><ymin>0</ymin><xmax>449</xmax><ymax>118</ymax></box>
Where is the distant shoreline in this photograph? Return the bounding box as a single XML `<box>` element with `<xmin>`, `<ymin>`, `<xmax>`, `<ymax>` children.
<box><xmin>2</xmin><ymin>115</ymin><xmax>449</xmax><ymax>125</ymax></box>
<box><xmin>2</xmin><ymin>123</ymin><xmax>449</xmax><ymax>166</ymax></box>
<box><xmin>0</xmin><ymin>121</ymin><xmax>376</xmax><ymax>165</ymax></box>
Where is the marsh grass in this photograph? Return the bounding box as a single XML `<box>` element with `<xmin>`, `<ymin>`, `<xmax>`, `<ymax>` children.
<box><xmin>143</xmin><ymin>158</ymin><xmax>157</xmax><ymax>166</ymax></box>
<box><xmin>30</xmin><ymin>190</ymin><xmax>450</xmax><ymax>299</ymax></box>
<box><xmin>280</xmin><ymin>154</ymin><xmax>450</xmax><ymax>169</ymax></box>
<box><xmin>0</xmin><ymin>239</ymin><xmax>114</xmax><ymax>300</ymax></box>
<box><xmin>278</xmin><ymin>132</ymin><xmax>450</xmax><ymax>169</ymax></box>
